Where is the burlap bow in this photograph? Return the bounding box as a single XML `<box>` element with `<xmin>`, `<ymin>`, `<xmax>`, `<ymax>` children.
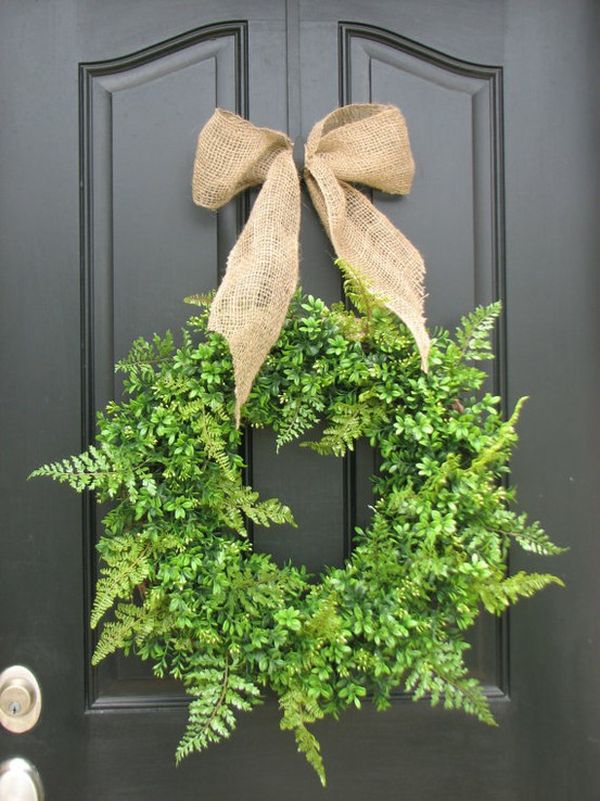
<box><xmin>192</xmin><ymin>103</ymin><xmax>430</xmax><ymax>424</ymax></box>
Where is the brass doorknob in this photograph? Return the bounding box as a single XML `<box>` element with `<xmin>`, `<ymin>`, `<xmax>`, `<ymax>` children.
<box><xmin>0</xmin><ymin>758</ymin><xmax>44</xmax><ymax>801</ymax></box>
<box><xmin>0</xmin><ymin>667</ymin><xmax>41</xmax><ymax>734</ymax></box>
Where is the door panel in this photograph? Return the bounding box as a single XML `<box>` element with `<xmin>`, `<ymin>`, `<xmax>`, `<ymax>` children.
<box><xmin>339</xmin><ymin>22</ymin><xmax>506</xmax><ymax>692</ymax></box>
<box><xmin>81</xmin><ymin>22</ymin><xmax>250</xmax><ymax>709</ymax></box>
<box><xmin>1</xmin><ymin>1</ymin><xmax>597</xmax><ymax>799</ymax></box>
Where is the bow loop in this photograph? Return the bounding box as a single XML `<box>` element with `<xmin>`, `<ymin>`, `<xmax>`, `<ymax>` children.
<box><xmin>192</xmin><ymin>104</ymin><xmax>430</xmax><ymax>424</ymax></box>
<box><xmin>192</xmin><ymin>108</ymin><xmax>293</xmax><ymax>209</ymax></box>
<box><xmin>306</xmin><ymin>104</ymin><xmax>415</xmax><ymax>194</ymax></box>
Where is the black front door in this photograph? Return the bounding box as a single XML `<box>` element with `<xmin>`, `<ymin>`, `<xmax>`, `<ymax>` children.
<box><xmin>1</xmin><ymin>1</ymin><xmax>598</xmax><ymax>799</ymax></box>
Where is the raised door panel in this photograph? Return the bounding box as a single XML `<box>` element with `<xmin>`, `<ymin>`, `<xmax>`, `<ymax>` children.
<box><xmin>300</xmin><ymin>19</ymin><xmax>506</xmax><ymax>690</ymax></box>
<box><xmin>341</xmin><ymin>24</ymin><xmax>506</xmax><ymax>691</ymax></box>
<box><xmin>81</xmin><ymin>23</ymin><xmax>248</xmax><ymax>707</ymax></box>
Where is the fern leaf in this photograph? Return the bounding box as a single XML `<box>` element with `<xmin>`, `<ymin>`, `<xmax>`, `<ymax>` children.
<box><xmin>302</xmin><ymin>393</ymin><xmax>384</xmax><ymax>458</ymax></box>
<box><xmin>28</xmin><ymin>443</ymin><xmax>128</xmax><ymax>498</ymax></box>
<box><xmin>455</xmin><ymin>302</ymin><xmax>502</xmax><ymax>361</ymax></box>
<box><xmin>91</xmin><ymin>540</ymin><xmax>151</xmax><ymax>628</ymax></box>
<box><xmin>508</xmin><ymin>516</ymin><xmax>567</xmax><ymax>556</ymax></box>
<box><xmin>302</xmin><ymin>407</ymin><xmax>363</xmax><ymax>457</ymax></box>
<box><xmin>198</xmin><ymin>412</ymin><xmax>238</xmax><ymax>483</ymax></box>
<box><xmin>405</xmin><ymin>662</ymin><xmax>496</xmax><ymax>727</ymax></box>
<box><xmin>470</xmin><ymin>397</ymin><xmax>527</xmax><ymax>473</ymax></box>
<box><xmin>92</xmin><ymin>602</ymin><xmax>153</xmax><ymax>664</ymax></box>
<box><xmin>184</xmin><ymin>291</ymin><xmax>215</xmax><ymax>308</ymax></box>
<box><xmin>175</xmin><ymin>658</ymin><xmax>260</xmax><ymax>764</ymax></box>
<box><xmin>274</xmin><ymin>397</ymin><xmax>325</xmax><ymax>450</ymax></box>
<box><xmin>336</xmin><ymin>258</ymin><xmax>387</xmax><ymax>319</ymax></box>
<box><xmin>480</xmin><ymin>571</ymin><xmax>564</xmax><ymax>614</ymax></box>
<box><xmin>244</xmin><ymin>497</ymin><xmax>296</xmax><ymax>528</ymax></box>
<box><xmin>279</xmin><ymin>690</ymin><xmax>326</xmax><ymax>786</ymax></box>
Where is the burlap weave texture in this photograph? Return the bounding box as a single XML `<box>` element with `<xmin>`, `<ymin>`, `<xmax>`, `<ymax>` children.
<box><xmin>192</xmin><ymin>104</ymin><xmax>430</xmax><ymax>423</ymax></box>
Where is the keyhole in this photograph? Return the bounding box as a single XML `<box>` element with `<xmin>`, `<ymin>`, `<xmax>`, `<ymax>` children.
<box><xmin>8</xmin><ymin>701</ymin><xmax>21</xmax><ymax>716</ymax></box>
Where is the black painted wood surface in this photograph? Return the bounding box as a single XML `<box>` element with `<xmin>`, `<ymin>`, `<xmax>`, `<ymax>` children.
<box><xmin>0</xmin><ymin>1</ymin><xmax>598</xmax><ymax>798</ymax></box>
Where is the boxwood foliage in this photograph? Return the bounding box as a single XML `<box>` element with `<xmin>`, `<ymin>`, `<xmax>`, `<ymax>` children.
<box><xmin>31</xmin><ymin>262</ymin><xmax>564</xmax><ymax>785</ymax></box>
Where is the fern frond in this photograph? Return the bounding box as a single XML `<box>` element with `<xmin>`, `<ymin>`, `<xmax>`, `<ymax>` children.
<box><xmin>198</xmin><ymin>412</ymin><xmax>238</xmax><ymax>483</ymax></box>
<box><xmin>508</xmin><ymin>516</ymin><xmax>567</xmax><ymax>556</ymax></box>
<box><xmin>336</xmin><ymin>258</ymin><xmax>387</xmax><ymax>319</ymax></box>
<box><xmin>28</xmin><ymin>444</ymin><xmax>124</xmax><ymax>497</ymax></box>
<box><xmin>91</xmin><ymin>539</ymin><xmax>151</xmax><ymax>628</ymax></box>
<box><xmin>405</xmin><ymin>660</ymin><xmax>496</xmax><ymax>727</ymax></box>
<box><xmin>279</xmin><ymin>690</ymin><xmax>326</xmax><ymax>786</ymax></box>
<box><xmin>184</xmin><ymin>291</ymin><xmax>216</xmax><ymax>308</ymax></box>
<box><xmin>274</xmin><ymin>396</ymin><xmax>325</xmax><ymax>450</ymax></box>
<box><xmin>470</xmin><ymin>397</ymin><xmax>527</xmax><ymax>473</ymax></box>
<box><xmin>302</xmin><ymin>399</ymin><xmax>374</xmax><ymax>457</ymax></box>
<box><xmin>455</xmin><ymin>302</ymin><xmax>502</xmax><ymax>361</ymax></box>
<box><xmin>92</xmin><ymin>602</ymin><xmax>155</xmax><ymax>664</ymax></box>
<box><xmin>480</xmin><ymin>571</ymin><xmax>564</xmax><ymax>614</ymax></box>
<box><xmin>244</xmin><ymin>496</ymin><xmax>296</xmax><ymax>529</ymax></box>
<box><xmin>176</xmin><ymin>657</ymin><xmax>260</xmax><ymax>763</ymax></box>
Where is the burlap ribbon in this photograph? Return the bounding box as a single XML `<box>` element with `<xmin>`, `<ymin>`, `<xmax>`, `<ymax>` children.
<box><xmin>192</xmin><ymin>104</ymin><xmax>430</xmax><ymax>423</ymax></box>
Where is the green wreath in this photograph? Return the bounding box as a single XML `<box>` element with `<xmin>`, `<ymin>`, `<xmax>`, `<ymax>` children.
<box><xmin>31</xmin><ymin>262</ymin><xmax>563</xmax><ymax>785</ymax></box>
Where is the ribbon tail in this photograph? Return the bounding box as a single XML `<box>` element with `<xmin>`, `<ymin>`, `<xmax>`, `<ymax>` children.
<box><xmin>306</xmin><ymin>164</ymin><xmax>430</xmax><ymax>370</ymax></box>
<box><xmin>208</xmin><ymin>151</ymin><xmax>301</xmax><ymax>425</ymax></box>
